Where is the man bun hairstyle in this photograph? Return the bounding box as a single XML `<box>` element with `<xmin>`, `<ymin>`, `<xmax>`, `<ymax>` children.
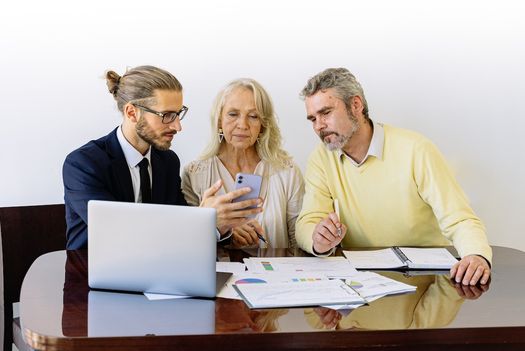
<box><xmin>104</xmin><ymin>65</ymin><xmax>183</xmax><ymax>112</ymax></box>
<box><xmin>105</xmin><ymin>70</ymin><xmax>121</xmax><ymax>96</ymax></box>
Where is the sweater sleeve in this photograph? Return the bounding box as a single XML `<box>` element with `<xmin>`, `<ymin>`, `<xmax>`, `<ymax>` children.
<box><xmin>413</xmin><ymin>139</ymin><xmax>492</xmax><ymax>264</ymax></box>
<box><xmin>295</xmin><ymin>146</ymin><xmax>337</xmax><ymax>254</ymax></box>
<box><xmin>181</xmin><ymin>162</ymin><xmax>201</xmax><ymax>207</ymax></box>
<box><xmin>284</xmin><ymin>163</ymin><xmax>305</xmax><ymax>249</ymax></box>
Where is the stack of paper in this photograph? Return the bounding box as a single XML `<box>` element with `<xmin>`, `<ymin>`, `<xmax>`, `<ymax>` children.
<box><xmin>147</xmin><ymin>257</ymin><xmax>417</xmax><ymax>308</ymax></box>
<box><xmin>227</xmin><ymin>257</ymin><xmax>417</xmax><ymax>309</ymax></box>
<box><xmin>343</xmin><ymin>247</ymin><xmax>458</xmax><ymax>270</ymax></box>
<box><xmin>233</xmin><ymin>279</ymin><xmax>366</xmax><ymax>309</ymax></box>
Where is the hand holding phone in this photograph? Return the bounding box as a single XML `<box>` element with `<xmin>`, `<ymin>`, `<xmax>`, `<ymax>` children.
<box><xmin>233</xmin><ymin>173</ymin><xmax>262</xmax><ymax>217</ymax></box>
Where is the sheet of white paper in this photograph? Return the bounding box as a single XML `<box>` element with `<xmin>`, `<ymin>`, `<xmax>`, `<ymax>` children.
<box><xmin>400</xmin><ymin>247</ymin><xmax>458</xmax><ymax>269</ymax></box>
<box><xmin>234</xmin><ymin>279</ymin><xmax>365</xmax><ymax>309</ymax></box>
<box><xmin>143</xmin><ymin>292</ymin><xmax>191</xmax><ymax>300</ymax></box>
<box><xmin>216</xmin><ymin>261</ymin><xmax>246</xmax><ymax>274</ymax></box>
<box><xmin>345</xmin><ymin>272</ymin><xmax>416</xmax><ymax>299</ymax></box>
<box><xmin>243</xmin><ymin>257</ymin><xmax>357</xmax><ymax>277</ymax></box>
<box><xmin>343</xmin><ymin>249</ymin><xmax>404</xmax><ymax>269</ymax></box>
<box><xmin>320</xmin><ymin>302</ymin><xmax>366</xmax><ymax>311</ymax></box>
<box><xmin>218</xmin><ymin>272</ymin><xmax>330</xmax><ymax>300</ymax></box>
<box><xmin>322</xmin><ymin>292</ymin><xmax>386</xmax><ymax>311</ymax></box>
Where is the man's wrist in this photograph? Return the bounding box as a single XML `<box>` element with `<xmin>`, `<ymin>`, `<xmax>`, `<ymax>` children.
<box><xmin>312</xmin><ymin>244</ymin><xmax>334</xmax><ymax>256</ymax></box>
<box><xmin>476</xmin><ymin>254</ymin><xmax>492</xmax><ymax>268</ymax></box>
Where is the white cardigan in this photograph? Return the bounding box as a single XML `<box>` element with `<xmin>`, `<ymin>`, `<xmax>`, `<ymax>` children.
<box><xmin>181</xmin><ymin>156</ymin><xmax>304</xmax><ymax>248</ymax></box>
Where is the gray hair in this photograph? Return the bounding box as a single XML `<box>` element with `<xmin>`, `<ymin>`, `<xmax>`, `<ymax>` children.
<box><xmin>105</xmin><ymin>65</ymin><xmax>183</xmax><ymax>112</ymax></box>
<box><xmin>300</xmin><ymin>68</ymin><xmax>369</xmax><ymax>119</ymax></box>
<box><xmin>200</xmin><ymin>78</ymin><xmax>291</xmax><ymax>168</ymax></box>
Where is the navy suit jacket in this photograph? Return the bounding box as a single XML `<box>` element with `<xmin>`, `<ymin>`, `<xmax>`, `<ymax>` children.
<box><xmin>63</xmin><ymin>128</ymin><xmax>187</xmax><ymax>249</ymax></box>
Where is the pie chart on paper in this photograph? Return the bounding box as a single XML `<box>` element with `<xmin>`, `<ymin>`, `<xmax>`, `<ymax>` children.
<box><xmin>235</xmin><ymin>278</ymin><xmax>267</xmax><ymax>284</ymax></box>
<box><xmin>348</xmin><ymin>281</ymin><xmax>363</xmax><ymax>289</ymax></box>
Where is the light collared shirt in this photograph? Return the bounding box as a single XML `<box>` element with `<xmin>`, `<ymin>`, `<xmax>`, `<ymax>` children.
<box><xmin>338</xmin><ymin>120</ymin><xmax>384</xmax><ymax>167</ymax></box>
<box><xmin>116</xmin><ymin>126</ymin><xmax>152</xmax><ymax>203</ymax></box>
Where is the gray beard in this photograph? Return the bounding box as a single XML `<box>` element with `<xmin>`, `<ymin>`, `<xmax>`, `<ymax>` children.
<box><xmin>320</xmin><ymin>113</ymin><xmax>360</xmax><ymax>151</ymax></box>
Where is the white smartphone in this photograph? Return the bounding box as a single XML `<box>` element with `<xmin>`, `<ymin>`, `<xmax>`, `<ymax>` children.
<box><xmin>232</xmin><ymin>173</ymin><xmax>262</xmax><ymax>213</ymax></box>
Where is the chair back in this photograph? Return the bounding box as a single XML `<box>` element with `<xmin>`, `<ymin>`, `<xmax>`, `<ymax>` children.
<box><xmin>0</xmin><ymin>204</ymin><xmax>66</xmax><ymax>351</ymax></box>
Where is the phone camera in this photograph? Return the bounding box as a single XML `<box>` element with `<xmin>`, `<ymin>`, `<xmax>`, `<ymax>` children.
<box><xmin>237</xmin><ymin>180</ymin><xmax>242</xmax><ymax>184</ymax></box>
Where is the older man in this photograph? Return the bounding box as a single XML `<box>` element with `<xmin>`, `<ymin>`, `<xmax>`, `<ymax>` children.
<box><xmin>296</xmin><ymin>68</ymin><xmax>491</xmax><ymax>286</ymax></box>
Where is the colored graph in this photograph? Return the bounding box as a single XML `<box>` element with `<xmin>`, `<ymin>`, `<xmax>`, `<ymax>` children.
<box><xmin>347</xmin><ymin>281</ymin><xmax>363</xmax><ymax>289</ymax></box>
<box><xmin>291</xmin><ymin>278</ymin><xmax>323</xmax><ymax>282</ymax></box>
<box><xmin>235</xmin><ymin>278</ymin><xmax>267</xmax><ymax>284</ymax></box>
<box><xmin>261</xmin><ymin>261</ymin><xmax>274</xmax><ymax>271</ymax></box>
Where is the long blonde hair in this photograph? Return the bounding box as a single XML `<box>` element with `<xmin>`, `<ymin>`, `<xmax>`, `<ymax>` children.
<box><xmin>200</xmin><ymin>78</ymin><xmax>291</xmax><ymax>168</ymax></box>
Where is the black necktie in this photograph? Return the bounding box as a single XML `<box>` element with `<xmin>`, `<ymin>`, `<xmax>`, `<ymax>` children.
<box><xmin>138</xmin><ymin>158</ymin><xmax>152</xmax><ymax>203</ymax></box>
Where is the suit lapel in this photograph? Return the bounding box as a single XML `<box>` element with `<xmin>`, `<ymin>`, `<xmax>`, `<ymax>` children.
<box><xmin>106</xmin><ymin>128</ymin><xmax>135</xmax><ymax>202</ymax></box>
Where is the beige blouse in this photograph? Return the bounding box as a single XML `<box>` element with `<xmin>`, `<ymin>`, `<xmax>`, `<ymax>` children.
<box><xmin>182</xmin><ymin>156</ymin><xmax>304</xmax><ymax>248</ymax></box>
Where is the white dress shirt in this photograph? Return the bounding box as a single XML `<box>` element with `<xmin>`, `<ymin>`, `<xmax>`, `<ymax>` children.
<box><xmin>116</xmin><ymin>126</ymin><xmax>152</xmax><ymax>202</ymax></box>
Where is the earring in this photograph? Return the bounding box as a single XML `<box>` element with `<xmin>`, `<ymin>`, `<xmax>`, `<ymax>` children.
<box><xmin>218</xmin><ymin>129</ymin><xmax>224</xmax><ymax>143</ymax></box>
<box><xmin>256</xmin><ymin>133</ymin><xmax>262</xmax><ymax>144</ymax></box>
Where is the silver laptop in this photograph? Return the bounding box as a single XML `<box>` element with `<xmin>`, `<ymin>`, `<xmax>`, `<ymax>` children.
<box><xmin>88</xmin><ymin>200</ymin><xmax>217</xmax><ymax>297</ymax></box>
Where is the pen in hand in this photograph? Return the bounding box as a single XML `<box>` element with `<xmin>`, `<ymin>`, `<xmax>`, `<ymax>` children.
<box><xmin>247</xmin><ymin>221</ymin><xmax>268</xmax><ymax>247</ymax></box>
<box><xmin>334</xmin><ymin>199</ymin><xmax>342</xmax><ymax>237</ymax></box>
<box><xmin>257</xmin><ymin>233</ymin><xmax>267</xmax><ymax>244</ymax></box>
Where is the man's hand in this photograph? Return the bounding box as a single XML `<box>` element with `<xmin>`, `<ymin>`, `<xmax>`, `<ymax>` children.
<box><xmin>313</xmin><ymin>307</ymin><xmax>342</xmax><ymax>329</ymax></box>
<box><xmin>232</xmin><ymin>219</ymin><xmax>267</xmax><ymax>248</ymax></box>
<box><xmin>312</xmin><ymin>213</ymin><xmax>347</xmax><ymax>254</ymax></box>
<box><xmin>450</xmin><ymin>254</ymin><xmax>491</xmax><ymax>285</ymax></box>
<box><xmin>451</xmin><ymin>279</ymin><xmax>491</xmax><ymax>300</ymax></box>
<box><xmin>200</xmin><ymin>180</ymin><xmax>262</xmax><ymax>234</ymax></box>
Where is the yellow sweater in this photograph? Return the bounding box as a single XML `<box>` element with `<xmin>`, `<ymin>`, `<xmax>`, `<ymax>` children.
<box><xmin>296</xmin><ymin>124</ymin><xmax>492</xmax><ymax>263</ymax></box>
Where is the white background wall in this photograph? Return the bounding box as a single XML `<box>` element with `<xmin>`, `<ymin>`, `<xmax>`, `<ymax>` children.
<box><xmin>1</xmin><ymin>0</ymin><xmax>524</xmax><ymax>251</ymax></box>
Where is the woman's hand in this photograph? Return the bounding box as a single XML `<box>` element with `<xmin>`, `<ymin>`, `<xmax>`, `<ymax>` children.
<box><xmin>232</xmin><ymin>219</ymin><xmax>267</xmax><ymax>248</ymax></box>
<box><xmin>200</xmin><ymin>180</ymin><xmax>262</xmax><ymax>235</ymax></box>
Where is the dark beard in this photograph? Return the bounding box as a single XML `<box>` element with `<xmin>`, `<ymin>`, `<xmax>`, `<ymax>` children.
<box><xmin>136</xmin><ymin>116</ymin><xmax>172</xmax><ymax>151</ymax></box>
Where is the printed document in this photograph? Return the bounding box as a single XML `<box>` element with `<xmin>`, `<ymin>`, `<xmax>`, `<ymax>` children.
<box><xmin>345</xmin><ymin>271</ymin><xmax>416</xmax><ymax>299</ymax></box>
<box><xmin>243</xmin><ymin>257</ymin><xmax>357</xmax><ymax>277</ymax></box>
<box><xmin>218</xmin><ymin>272</ymin><xmax>330</xmax><ymax>300</ymax></box>
<box><xmin>344</xmin><ymin>247</ymin><xmax>458</xmax><ymax>270</ymax></box>
<box><xmin>234</xmin><ymin>279</ymin><xmax>365</xmax><ymax>309</ymax></box>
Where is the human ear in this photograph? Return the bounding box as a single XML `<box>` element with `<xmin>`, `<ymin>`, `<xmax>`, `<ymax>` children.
<box><xmin>350</xmin><ymin>96</ymin><xmax>364</xmax><ymax>115</ymax></box>
<box><xmin>124</xmin><ymin>103</ymin><xmax>140</xmax><ymax>123</ymax></box>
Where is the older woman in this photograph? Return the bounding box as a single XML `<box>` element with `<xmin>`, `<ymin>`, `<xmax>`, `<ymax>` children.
<box><xmin>182</xmin><ymin>79</ymin><xmax>304</xmax><ymax>248</ymax></box>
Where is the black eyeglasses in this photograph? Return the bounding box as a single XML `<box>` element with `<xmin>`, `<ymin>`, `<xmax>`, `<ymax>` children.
<box><xmin>133</xmin><ymin>104</ymin><xmax>188</xmax><ymax>124</ymax></box>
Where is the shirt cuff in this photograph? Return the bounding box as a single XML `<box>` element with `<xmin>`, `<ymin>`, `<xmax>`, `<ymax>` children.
<box><xmin>217</xmin><ymin>228</ymin><xmax>232</xmax><ymax>242</ymax></box>
<box><xmin>311</xmin><ymin>245</ymin><xmax>335</xmax><ymax>257</ymax></box>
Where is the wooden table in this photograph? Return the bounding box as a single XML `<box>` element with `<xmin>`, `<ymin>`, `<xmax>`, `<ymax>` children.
<box><xmin>18</xmin><ymin>246</ymin><xmax>525</xmax><ymax>350</ymax></box>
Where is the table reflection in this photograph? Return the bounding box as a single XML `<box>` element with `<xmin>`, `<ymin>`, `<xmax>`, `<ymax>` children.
<box><xmin>215</xmin><ymin>299</ymin><xmax>288</xmax><ymax>332</ymax></box>
<box><xmin>305</xmin><ymin>272</ymin><xmax>490</xmax><ymax>330</ymax></box>
<box><xmin>62</xmin><ymin>250</ymin><xmax>89</xmax><ymax>336</ymax></box>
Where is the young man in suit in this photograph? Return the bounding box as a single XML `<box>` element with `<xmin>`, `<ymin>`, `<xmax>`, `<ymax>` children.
<box><xmin>63</xmin><ymin>65</ymin><xmax>261</xmax><ymax>249</ymax></box>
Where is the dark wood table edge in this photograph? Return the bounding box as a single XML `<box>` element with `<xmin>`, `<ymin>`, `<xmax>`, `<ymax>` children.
<box><xmin>21</xmin><ymin>326</ymin><xmax>525</xmax><ymax>351</ymax></box>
